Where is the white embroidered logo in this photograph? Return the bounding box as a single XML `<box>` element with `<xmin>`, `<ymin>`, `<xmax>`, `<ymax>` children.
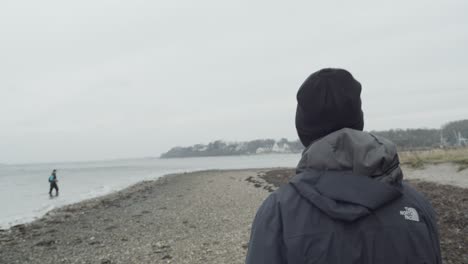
<box><xmin>400</xmin><ymin>207</ymin><xmax>420</xmax><ymax>222</ymax></box>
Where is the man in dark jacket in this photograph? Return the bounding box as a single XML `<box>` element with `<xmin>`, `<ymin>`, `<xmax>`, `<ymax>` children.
<box><xmin>246</xmin><ymin>69</ymin><xmax>441</xmax><ymax>263</ymax></box>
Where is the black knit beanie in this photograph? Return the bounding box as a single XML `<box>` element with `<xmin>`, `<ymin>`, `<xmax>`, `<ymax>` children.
<box><xmin>295</xmin><ymin>68</ymin><xmax>364</xmax><ymax>147</ymax></box>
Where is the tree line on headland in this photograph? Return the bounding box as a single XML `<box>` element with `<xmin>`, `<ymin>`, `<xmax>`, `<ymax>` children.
<box><xmin>372</xmin><ymin>119</ymin><xmax>468</xmax><ymax>150</ymax></box>
<box><xmin>160</xmin><ymin>119</ymin><xmax>468</xmax><ymax>158</ymax></box>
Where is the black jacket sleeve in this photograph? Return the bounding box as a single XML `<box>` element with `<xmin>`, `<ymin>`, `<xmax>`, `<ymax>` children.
<box><xmin>404</xmin><ymin>183</ymin><xmax>442</xmax><ymax>264</ymax></box>
<box><xmin>245</xmin><ymin>194</ymin><xmax>287</xmax><ymax>264</ymax></box>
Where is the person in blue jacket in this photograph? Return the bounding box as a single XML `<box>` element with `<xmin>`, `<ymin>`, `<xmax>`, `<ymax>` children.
<box><xmin>246</xmin><ymin>68</ymin><xmax>441</xmax><ymax>264</ymax></box>
<box><xmin>48</xmin><ymin>169</ymin><xmax>59</xmax><ymax>196</ymax></box>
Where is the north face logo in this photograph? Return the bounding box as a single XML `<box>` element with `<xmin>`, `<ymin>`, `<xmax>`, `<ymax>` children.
<box><xmin>400</xmin><ymin>207</ymin><xmax>420</xmax><ymax>222</ymax></box>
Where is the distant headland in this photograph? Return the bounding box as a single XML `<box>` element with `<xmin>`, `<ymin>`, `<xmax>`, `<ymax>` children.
<box><xmin>160</xmin><ymin>119</ymin><xmax>468</xmax><ymax>158</ymax></box>
<box><xmin>160</xmin><ymin>139</ymin><xmax>304</xmax><ymax>158</ymax></box>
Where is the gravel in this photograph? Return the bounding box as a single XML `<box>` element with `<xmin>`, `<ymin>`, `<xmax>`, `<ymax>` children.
<box><xmin>1</xmin><ymin>165</ymin><xmax>466</xmax><ymax>263</ymax></box>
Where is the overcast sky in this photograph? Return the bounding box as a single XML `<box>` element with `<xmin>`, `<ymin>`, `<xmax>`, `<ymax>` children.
<box><xmin>1</xmin><ymin>0</ymin><xmax>467</xmax><ymax>163</ymax></box>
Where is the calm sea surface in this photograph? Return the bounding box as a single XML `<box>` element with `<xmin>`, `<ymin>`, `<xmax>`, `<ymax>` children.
<box><xmin>0</xmin><ymin>154</ymin><xmax>300</xmax><ymax>229</ymax></box>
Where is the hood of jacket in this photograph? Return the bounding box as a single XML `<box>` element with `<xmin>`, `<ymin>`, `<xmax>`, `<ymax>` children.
<box><xmin>290</xmin><ymin>128</ymin><xmax>403</xmax><ymax>221</ymax></box>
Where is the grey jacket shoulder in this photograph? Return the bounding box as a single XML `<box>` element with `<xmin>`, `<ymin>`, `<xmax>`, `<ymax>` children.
<box><xmin>245</xmin><ymin>187</ymin><xmax>288</xmax><ymax>264</ymax></box>
<box><xmin>401</xmin><ymin>182</ymin><xmax>442</xmax><ymax>263</ymax></box>
<box><xmin>401</xmin><ymin>182</ymin><xmax>438</xmax><ymax>218</ymax></box>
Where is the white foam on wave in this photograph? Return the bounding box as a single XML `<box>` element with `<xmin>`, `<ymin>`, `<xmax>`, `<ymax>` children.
<box><xmin>0</xmin><ymin>203</ymin><xmax>56</xmax><ymax>229</ymax></box>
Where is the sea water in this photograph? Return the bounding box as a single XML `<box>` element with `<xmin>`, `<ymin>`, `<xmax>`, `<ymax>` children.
<box><xmin>0</xmin><ymin>154</ymin><xmax>300</xmax><ymax>229</ymax></box>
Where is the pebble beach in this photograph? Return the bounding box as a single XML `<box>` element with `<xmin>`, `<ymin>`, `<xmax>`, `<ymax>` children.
<box><xmin>0</xmin><ymin>166</ymin><xmax>466</xmax><ymax>264</ymax></box>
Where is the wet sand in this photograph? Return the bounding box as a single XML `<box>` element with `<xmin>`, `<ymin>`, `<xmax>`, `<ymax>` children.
<box><xmin>0</xmin><ymin>165</ymin><xmax>467</xmax><ymax>263</ymax></box>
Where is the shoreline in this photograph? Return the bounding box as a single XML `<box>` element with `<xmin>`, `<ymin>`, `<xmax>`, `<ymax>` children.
<box><xmin>0</xmin><ymin>167</ymin><xmax>287</xmax><ymax>231</ymax></box>
<box><xmin>1</xmin><ymin>166</ymin><xmax>466</xmax><ymax>263</ymax></box>
<box><xmin>2</xmin><ymin>163</ymin><xmax>468</xmax><ymax>232</ymax></box>
<box><xmin>0</xmin><ymin>169</ymin><xmax>274</xmax><ymax>263</ymax></box>
<box><xmin>0</xmin><ymin>153</ymin><xmax>302</xmax><ymax>230</ymax></box>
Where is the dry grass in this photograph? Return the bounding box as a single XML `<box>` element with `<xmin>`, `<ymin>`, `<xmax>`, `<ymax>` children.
<box><xmin>399</xmin><ymin>147</ymin><xmax>468</xmax><ymax>171</ymax></box>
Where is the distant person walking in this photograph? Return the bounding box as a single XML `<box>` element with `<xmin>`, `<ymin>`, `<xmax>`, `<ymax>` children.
<box><xmin>48</xmin><ymin>169</ymin><xmax>59</xmax><ymax>196</ymax></box>
<box><xmin>246</xmin><ymin>68</ymin><xmax>442</xmax><ymax>263</ymax></box>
